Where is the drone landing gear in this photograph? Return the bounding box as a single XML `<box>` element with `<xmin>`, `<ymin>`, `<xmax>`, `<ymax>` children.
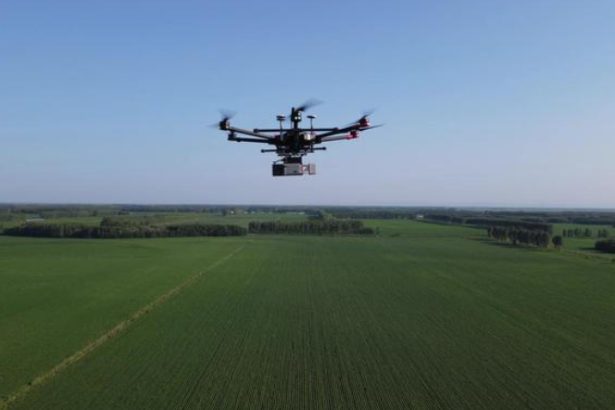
<box><xmin>272</xmin><ymin>157</ymin><xmax>316</xmax><ymax>177</ymax></box>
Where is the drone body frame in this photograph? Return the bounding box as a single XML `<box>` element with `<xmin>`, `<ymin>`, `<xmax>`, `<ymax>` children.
<box><xmin>216</xmin><ymin>102</ymin><xmax>381</xmax><ymax>176</ymax></box>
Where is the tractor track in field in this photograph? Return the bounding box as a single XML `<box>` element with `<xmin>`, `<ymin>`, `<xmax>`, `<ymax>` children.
<box><xmin>0</xmin><ymin>244</ymin><xmax>247</xmax><ymax>410</ymax></box>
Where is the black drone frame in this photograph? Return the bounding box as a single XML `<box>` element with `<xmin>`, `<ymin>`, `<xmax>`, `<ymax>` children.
<box><xmin>216</xmin><ymin>101</ymin><xmax>382</xmax><ymax>176</ymax></box>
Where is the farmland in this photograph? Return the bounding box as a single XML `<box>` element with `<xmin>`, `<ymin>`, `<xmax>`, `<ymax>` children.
<box><xmin>2</xmin><ymin>220</ymin><xmax>615</xmax><ymax>409</ymax></box>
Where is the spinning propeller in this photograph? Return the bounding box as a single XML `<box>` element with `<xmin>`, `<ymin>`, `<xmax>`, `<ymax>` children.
<box><xmin>346</xmin><ymin>109</ymin><xmax>383</xmax><ymax>129</ymax></box>
<box><xmin>296</xmin><ymin>98</ymin><xmax>323</xmax><ymax>112</ymax></box>
<box><xmin>210</xmin><ymin>109</ymin><xmax>236</xmax><ymax>130</ymax></box>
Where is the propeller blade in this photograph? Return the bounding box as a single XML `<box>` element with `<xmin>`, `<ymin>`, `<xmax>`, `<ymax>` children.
<box><xmin>362</xmin><ymin>108</ymin><xmax>377</xmax><ymax>118</ymax></box>
<box><xmin>296</xmin><ymin>98</ymin><xmax>323</xmax><ymax>112</ymax></box>
<box><xmin>209</xmin><ymin>109</ymin><xmax>237</xmax><ymax>129</ymax></box>
<box><xmin>362</xmin><ymin>124</ymin><xmax>384</xmax><ymax>131</ymax></box>
<box><xmin>345</xmin><ymin>109</ymin><xmax>377</xmax><ymax>127</ymax></box>
<box><xmin>218</xmin><ymin>109</ymin><xmax>237</xmax><ymax>121</ymax></box>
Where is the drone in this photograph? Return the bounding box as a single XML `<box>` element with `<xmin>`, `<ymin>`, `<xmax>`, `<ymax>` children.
<box><xmin>215</xmin><ymin>100</ymin><xmax>382</xmax><ymax>176</ymax></box>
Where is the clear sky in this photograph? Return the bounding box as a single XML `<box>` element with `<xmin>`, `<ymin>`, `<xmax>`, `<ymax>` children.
<box><xmin>1</xmin><ymin>0</ymin><xmax>614</xmax><ymax>207</ymax></box>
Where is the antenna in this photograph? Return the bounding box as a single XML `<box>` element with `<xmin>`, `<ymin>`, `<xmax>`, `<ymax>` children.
<box><xmin>307</xmin><ymin>114</ymin><xmax>316</xmax><ymax>129</ymax></box>
<box><xmin>276</xmin><ymin>115</ymin><xmax>286</xmax><ymax>134</ymax></box>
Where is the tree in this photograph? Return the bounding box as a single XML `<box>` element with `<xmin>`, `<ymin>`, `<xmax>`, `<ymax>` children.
<box><xmin>248</xmin><ymin>220</ymin><xmax>374</xmax><ymax>235</ymax></box>
<box><xmin>596</xmin><ymin>239</ymin><xmax>615</xmax><ymax>253</ymax></box>
<box><xmin>486</xmin><ymin>224</ymin><xmax>552</xmax><ymax>249</ymax></box>
<box><xmin>552</xmin><ymin>235</ymin><xmax>563</xmax><ymax>249</ymax></box>
<box><xmin>4</xmin><ymin>222</ymin><xmax>246</xmax><ymax>239</ymax></box>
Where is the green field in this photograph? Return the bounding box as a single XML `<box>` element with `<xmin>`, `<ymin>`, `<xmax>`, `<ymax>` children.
<box><xmin>2</xmin><ymin>221</ymin><xmax>615</xmax><ymax>409</ymax></box>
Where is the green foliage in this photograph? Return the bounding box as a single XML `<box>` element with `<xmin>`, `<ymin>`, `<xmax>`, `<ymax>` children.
<box><xmin>563</xmin><ymin>227</ymin><xmax>595</xmax><ymax>238</ymax></box>
<box><xmin>100</xmin><ymin>215</ymin><xmax>166</xmax><ymax>227</ymax></box>
<box><xmin>248</xmin><ymin>220</ymin><xmax>374</xmax><ymax>235</ymax></box>
<box><xmin>552</xmin><ymin>235</ymin><xmax>564</xmax><ymax>248</ymax></box>
<box><xmin>423</xmin><ymin>213</ymin><xmax>467</xmax><ymax>225</ymax></box>
<box><xmin>595</xmin><ymin>239</ymin><xmax>615</xmax><ymax>254</ymax></box>
<box><xmin>424</xmin><ymin>214</ymin><xmax>554</xmax><ymax>236</ymax></box>
<box><xmin>487</xmin><ymin>225</ymin><xmax>552</xmax><ymax>248</ymax></box>
<box><xmin>4</xmin><ymin>222</ymin><xmax>246</xmax><ymax>239</ymax></box>
<box><xmin>0</xmin><ymin>214</ymin><xmax>25</xmax><ymax>223</ymax></box>
<box><xmin>324</xmin><ymin>208</ymin><xmax>417</xmax><ymax>220</ymax></box>
<box><xmin>4</xmin><ymin>223</ymin><xmax>99</xmax><ymax>238</ymax></box>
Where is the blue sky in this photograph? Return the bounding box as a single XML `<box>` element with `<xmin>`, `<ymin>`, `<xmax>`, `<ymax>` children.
<box><xmin>1</xmin><ymin>0</ymin><xmax>614</xmax><ymax>207</ymax></box>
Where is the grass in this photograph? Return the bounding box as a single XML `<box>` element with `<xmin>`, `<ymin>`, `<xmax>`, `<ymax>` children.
<box><xmin>2</xmin><ymin>220</ymin><xmax>615</xmax><ymax>409</ymax></box>
<box><xmin>0</xmin><ymin>236</ymin><xmax>246</xmax><ymax>400</ymax></box>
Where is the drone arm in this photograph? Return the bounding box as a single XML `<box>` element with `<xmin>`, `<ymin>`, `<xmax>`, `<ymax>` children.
<box><xmin>319</xmin><ymin>135</ymin><xmax>355</xmax><ymax>143</ymax></box>
<box><xmin>229</xmin><ymin>136</ymin><xmax>272</xmax><ymax>144</ymax></box>
<box><xmin>227</xmin><ymin>126</ymin><xmax>275</xmax><ymax>140</ymax></box>
<box><xmin>254</xmin><ymin>128</ymin><xmax>338</xmax><ymax>133</ymax></box>
<box><xmin>316</xmin><ymin>124</ymin><xmax>383</xmax><ymax>142</ymax></box>
<box><xmin>314</xmin><ymin>126</ymin><xmax>358</xmax><ymax>141</ymax></box>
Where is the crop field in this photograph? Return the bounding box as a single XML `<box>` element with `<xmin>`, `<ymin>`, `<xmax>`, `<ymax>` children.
<box><xmin>0</xmin><ymin>236</ymin><xmax>245</xmax><ymax>400</ymax></box>
<box><xmin>2</xmin><ymin>221</ymin><xmax>615</xmax><ymax>409</ymax></box>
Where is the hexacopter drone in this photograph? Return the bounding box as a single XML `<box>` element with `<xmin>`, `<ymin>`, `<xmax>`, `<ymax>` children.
<box><xmin>215</xmin><ymin>100</ymin><xmax>382</xmax><ymax>176</ymax></box>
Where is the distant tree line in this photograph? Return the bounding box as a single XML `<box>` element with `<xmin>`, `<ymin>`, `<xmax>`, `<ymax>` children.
<box><xmin>568</xmin><ymin>217</ymin><xmax>615</xmax><ymax>226</ymax></box>
<box><xmin>0</xmin><ymin>205</ymin><xmax>119</xmax><ymax>219</ymax></box>
<box><xmin>309</xmin><ymin>210</ymin><xmax>337</xmax><ymax>221</ymax></box>
<box><xmin>469</xmin><ymin>218</ymin><xmax>551</xmax><ymax>232</ymax></box>
<box><xmin>421</xmin><ymin>210</ymin><xmax>615</xmax><ymax>229</ymax></box>
<box><xmin>248</xmin><ymin>220</ymin><xmax>375</xmax><ymax>235</ymax></box>
<box><xmin>429</xmin><ymin>213</ymin><xmax>553</xmax><ymax>233</ymax></box>
<box><xmin>562</xmin><ymin>228</ymin><xmax>610</xmax><ymax>238</ymax></box>
<box><xmin>480</xmin><ymin>211</ymin><xmax>615</xmax><ymax>226</ymax></box>
<box><xmin>323</xmin><ymin>209</ymin><xmax>417</xmax><ymax>220</ymax></box>
<box><xmin>3</xmin><ymin>223</ymin><xmax>99</xmax><ymax>238</ymax></box>
<box><xmin>595</xmin><ymin>239</ymin><xmax>615</xmax><ymax>254</ymax></box>
<box><xmin>100</xmin><ymin>216</ymin><xmax>167</xmax><ymax>227</ymax></box>
<box><xmin>3</xmin><ymin>204</ymin><xmax>615</xmax><ymax>227</ymax></box>
<box><xmin>0</xmin><ymin>213</ymin><xmax>25</xmax><ymax>223</ymax></box>
<box><xmin>3</xmin><ymin>222</ymin><xmax>246</xmax><ymax>239</ymax></box>
<box><xmin>96</xmin><ymin>223</ymin><xmax>246</xmax><ymax>238</ymax></box>
<box><xmin>423</xmin><ymin>214</ymin><xmax>467</xmax><ymax>225</ymax></box>
<box><xmin>165</xmin><ymin>224</ymin><xmax>246</xmax><ymax>237</ymax></box>
<box><xmin>487</xmin><ymin>225</ymin><xmax>553</xmax><ymax>248</ymax></box>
